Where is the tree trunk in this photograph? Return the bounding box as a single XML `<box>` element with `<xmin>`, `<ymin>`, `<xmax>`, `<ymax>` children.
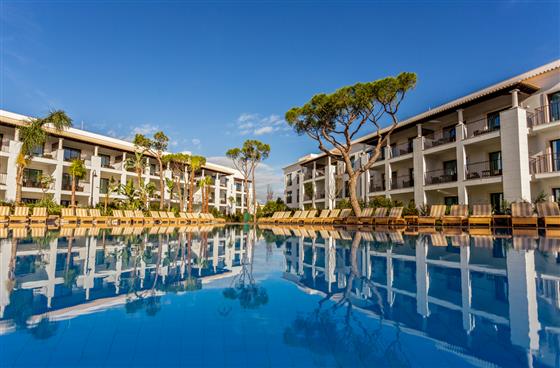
<box><xmin>15</xmin><ymin>166</ymin><xmax>23</xmax><ymax>204</ymax></box>
<box><xmin>188</xmin><ymin>169</ymin><xmax>195</xmax><ymax>213</ymax></box>
<box><xmin>348</xmin><ymin>174</ymin><xmax>361</xmax><ymax>216</ymax></box>
<box><xmin>157</xmin><ymin>157</ymin><xmax>165</xmax><ymax>210</ymax></box>
<box><xmin>251</xmin><ymin>169</ymin><xmax>257</xmax><ymax>223</ymax></box>
<box><xmin>71</xmin><ymin>175</ymin><xmax>76</xmax><ymax>208</ymax></box>
<box><xmin>244</xmin><ymin>177</ymin><xmax>250</xmax><ymax>216</ymax></box>
<box><xmin>104</xmin><ymin>193</ymin><xmax>109</xmax><ymax>213</ymax></box>
<box><xmin>176</xmin><ymin>177</ymin><xmax>183</xmax><ymax>212</ymax></box>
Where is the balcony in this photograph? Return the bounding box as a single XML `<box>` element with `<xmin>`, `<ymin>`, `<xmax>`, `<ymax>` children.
<box><xmin>303</xmin><ymin>170</ymin><xmax>313</xmax><ymax>181</ymax></box>
<box><xmin>390</xmin><ymin>142</ymin><xmax>413</xmax><ymax>158</ymax></box>
<box><xmin>528</xmin><ymin>101</ymin><xmax>560</xmax><ymax>127</ymax></box>
<box><xmin>465</xmin><ymin>117</ymin><xmax>500</xmax><ymax>139</ymax></box>
<box><xmin>0</xmin><ymin>173</ymin><xmax>6</xmax><ymax>185</ymax></box>
<box><xmin>1</xmin><ymin>138</ymin><xmax>10</xmax><ymax>153</ymax></box>
<box><xmin>315</xmin><ymin>168</ymin><xmax>325</xmax><ymax>177</ymax></box>
<box><xmin>23</xmin><ymin>179</ymin><xmax>43</xmax><ymax>189</ymax></box>
<box><xmin>425</xmin><ymin>169</ymin><xmax>457</xmax><ymax>185</ymax></box>
<box><xmin>369</xmin><ymin>180</ymin><xmax>385</xmax><ymax>192</ymax></box>
<box><xmin>465</xmin><ymin>160</ymin><xmax>502</xmax><ymax>180</ymax></box>
<box><xmin>530</xmin><ymin>153</ymin><xmax>560</xmax><ymax>175</ymax></box>
<box><xmin>424</xmin><ymin>131</ymin><xmax>456</xmax><ymax>149</ymax></box>
<box><xmin>391</xmin><ymin>175</ymin><xmax>414</xmax><ymax>190</ymax></box>
<box><xmin>316</xmin><ymin>191</ymin><xmax>325</xmax><ymax>199</ymax></box>
<box><xmin>62</xmin><ymin>183</ymin><xmax>85</xmax><ymax>192</ymax></box>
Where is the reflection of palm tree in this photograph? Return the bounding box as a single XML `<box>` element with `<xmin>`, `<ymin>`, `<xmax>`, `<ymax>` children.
<box><xmin>223</xmin><ymin>225</ymin><xmax>268</xmax><ymax>309</ymax></box>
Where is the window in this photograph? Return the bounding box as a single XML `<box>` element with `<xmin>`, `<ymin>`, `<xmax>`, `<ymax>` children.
<box><xmin>31</xmin><ymin>144</ymin><xmax>44</xmax><ymax>157</ymax></box>
<box><xmin>444</xmin><ymin>196</ymin><xmax>458</xmax><ymax>206</ymax></box>
<box><xmin>443</xmin><ymin>125</ymin><xmax>456</xmax><ymax>141</ymax></box>
<box><xmin>443</xmin><ymin>160</ymin><xmax>457</xmax><ymax>178</ymax></box>
<box><xmin>286</xmin><ymin>175</ymin><xmax>292</xmax><ymax>187</ymax></box>
<box><xmin>63</xmin><ymin>147</ymin><xmax>81</xmax><ymax>161</ymax></box>
<box><xmin>287</xmin><ymin>191</ymin><xmax>293</xmax><ymax>204</ymax></box>
<box><xmin>551</xmin><ymin>139</ymin><xmax>560</xmax><ymax>172</ymax></box>
<box><xmin>489</xmin><ymin>151</ymin><xmax>502</xmax><ymax>175</ymax></box>
<box><xmin>487</xmin><ymin>111</ymin><xmax>501</xmax><ymax>131</ymax></box>
<box><xmin>99</xmin><ymin>178</ymin><xmax>109</xmax><ymax>194</ymax></box>
<box><xmin>549</xmin><ymin>91</ymin><xmax>560</xmax><ymax>122</ymax></box>
<box><xmin>62</xmin><ymin>173</ymin><xmax>72</xmax><ymax>190</ymax></box>
<box><xmin>553</xmin><ymin>188</ymin><xmax>560</xmax><ymax>203</ymax></box>
<box><xmin>490</xmin><ymin>192</ymin><xmax>504</xmax><ymax>213</ymax></box>
<box><xmin>99</xmin><ymin>154</ymin><xmax>111</xmax><ymax>167</ymax></box>
<box><xmin>23</xmin><ymin>168</ymin><xmax>42</xmax><ymax>188</ymax></box>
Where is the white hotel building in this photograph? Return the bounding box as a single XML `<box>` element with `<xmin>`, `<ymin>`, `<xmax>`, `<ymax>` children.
<box><xmin>283</xmin><ymin>61</ymin><xmax>560</xmax><ymax>211</ymax></box>
<box><xmin>0</xmin><ymin>109</ymin><xmax>250</xmax><ymax>213</ymax></box>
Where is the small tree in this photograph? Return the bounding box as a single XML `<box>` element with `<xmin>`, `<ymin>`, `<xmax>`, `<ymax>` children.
<box><xmin>125</xmin><ymin>151</ymin><xmax>147</xmax><ymax>203</ymax></box>
<box><xmin>68</xmin><ymin>159</ymin><xmax>86</xmax><ymax>207</ymax></box>
<box><xmin>165</xmin><ymin>177</ymin><xmax>175</xmax><ymax>210</ymax></box>
<box><xmin>226</xmin><ymin>140</ymin><xmax>270</xmax><ymax>220</ymax></box>
<box><xmin>285</xmin><ymin>73</ymin><xmax>416</xmax><ymax>216</ymax></box>
<box><xmin>38</xmin><ymin>174</ymin><xmax>54</xmax><ymax>200</ymax></box>
<box><xmin>15</xmin><ymin>110</ymin><xmax>72</xmax><ymax>204</ymax></box>
<box><xmin>133</xmin><ymin>131</ymin><xmax>169</xmax><ymax>209</ymax></box>
<box><xmin>197</xmin><ymin>176</ymin><xmax>212</xmax><ymax>213</ymax></box>
<box><xmin>163</xmin><ymin>153</ymin><xmax>190</xmax><ymax>211</ymax></box>
<box><xmin>103</xmin><ymin>177</ymin><xmax>119</xmax><ymax>213</ymax></box>
<box><xmin>186</xmin><ymin>155</ymin><xmax>206</xmax><ymax>213</ymax></box>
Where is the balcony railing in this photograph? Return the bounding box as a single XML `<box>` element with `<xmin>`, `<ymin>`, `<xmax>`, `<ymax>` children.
<box><xmin>528</xmin><ymin>101</ymin><xmax>560</xmax><ymax>127</ymax></box>
<box><xmin>530</xmin><ymin>153</ymin><xmax>560</xmax><ymax>175</ymax></box>
<box><xmin>23</xmin><ymin>180</ymin><xmax>43</xmax><ymax>188</ymax></box>
<box><xmin>465</xmin><ymin>117</ymin><xmax>500</xmax><ymax>139</ymax></box>
<box><xmin>304</xmin><ymin>170</ymin><xmax>313</xmax><ymax>180</ymax></box>
<box><xmin>424</xmin><ymin>130</ymin><xmax>456</xmax><ymax>149</ymax></box>
<box><xmin>425</xmin><ymin>169</ymin><xmax>457</xmax><ymax>185</ymax></box>
<box><xmin>369</xmin><ymin>180</ymin><xmax>385</xmax><ymax>192</ymax></box>
<box><xmin>62</xmin><ymin>183</ymin><xmax>85</xmax><ymax>192</ymax></box>
<box><xmin>465</xmin><ymin>160</ymin><xmax>502</xmax><ymax>180</ymax></box>
<box><xmin>391</xmin><ymin>175</ymin><xmax>414</xmax><ymax>190</ymax></box>
<box><xmin>390</xmin><ymin>142</ymin><xmax>413</xmax><ymax>158</ymax></box>
<box><xmin>315</xmin><ymin>168</ymin><xmax>325</xmax><ymax>177</ymax></box>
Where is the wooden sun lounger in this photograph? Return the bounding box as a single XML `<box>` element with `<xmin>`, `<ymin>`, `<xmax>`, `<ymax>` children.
<box><xmin>302</xmin><ymin>210</ymin><xmax>318</xmax><ymax>224</ymax></box>
<box><xmin>321</xmin><ymin>209</ymin><xmax>341</xmax><ymax>224</ymax></box>
<box><xmin>123</xmin><ymin>210</ymin><xmax>142</xmax><ymax>225</ymax></box>
<box><xmin>60</xmin><ymin>208</ymin><xmax>78</xmax><ymax>225</ymax></box>
<box><xmin>0</xmin><ymin>206</ymin><xmax>10</xmax><ymax>223</ymax></box>
<box><xmin>418</xmin><ymin>205</ymin><xmax>446</xmax><ymax>226</ymax></box>
<box><xmin>149</xmin><ymin>211</ymin><xmax>163</xmax><ymax>224</ymax></box>
<box><xmin>537</xmin><ymin>202</ymin><xmax>560</xmax><ymax>228</ymax></box>
<box><xmin>89</xmin><ymin>209</ymin><xmax>109</xmax><ymax>224</ymax></box>
<box><xmin>468</xmin><ymin>204</ymin><xmax>492</xmax><ymax>227</ymax></box>
<box><xmin>511</xmin><ymin>202</ymin><xmax>538</xmax><ymax>227</ymax></box>
<box><xmin>371</xmin><ymin>208</ymin><xmax>389</xmax><ymax>225</ymax></box>
<box><xmin>259</xmin><ymin>212</ymin><xmax>280</xmax><ymax>223</ymax></box>
<box><xmin>10</xmin><ymin>206</ymin><xmax>29</xmax><ymax>224</ymax></box>
<box><xmin>310</xmin><ymin>210</ymin><xmax>330</xmax><ymax>224</ymax></box>
<box><xmin>158</xmin><ymin>211</ymin><xmax>172</xmax><ymax>224</ymax></box>
<box><xmin>30</xmin><ymin>207</ymin><xmax>48</xmax><ymax>224</ymax></box>
<box><xmin>274</xmin><ymin>211</ymin><xmax>290</xmax><ymax>223</ymax></box>
<box><xmin>334</xmin><ymin>208</ymin><xmax>352</xmax><ymax>225</ymax></box>
<box><xmin>76</xmin><ymin>208</ymin><xmax>94</xmax><ymax>224</ymax></box>
<box><xmin>167</xmin><ymin>211</ymin><xmax>181</xmax><ymax>224</ymax></box>
<box><xmin>376</xmin><ymin>207</ymin><xmax>405</xmax><ymax>225</ymax></box>
<box><xmin>346</xmin><ymin>208</ymin><xmax>373</xmax><ymax>225</ymax></box>
<box><xmin>442</xmin><ymin>205</ymin><xmax>468</xmax><ymax>226</ymax></box>
<box><xmin>279</xmin><ymin>211</ymin><xmax>299</xmax><ymax>224</ymax></box>
<box><xmin>113</xmin><ymin>210</ymin><xmax>131</xmax><ymax>225</ymax></box>
<box><xmin>135</xmin><ymin>210</ymin><xmax>154</xmax><ymax>224</ymax></box>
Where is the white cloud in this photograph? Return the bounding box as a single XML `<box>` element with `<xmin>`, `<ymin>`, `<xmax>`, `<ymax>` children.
<box><xmin>207</xmin><ymin>156</ymin><xmax>284</xmax><ymax>202</ymax></box>
<box><xmin>234</xmin><ymin>112</ymin><xmax>291</xmax><ymax>136</ymax></box>
<box><xmin>191</xmin><ymin>138</ymin><xmax>201</xmax><ymax>149</ymax></box>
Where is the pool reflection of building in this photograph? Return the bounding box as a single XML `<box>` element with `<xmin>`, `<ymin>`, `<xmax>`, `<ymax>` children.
<box><xmin>0</xmin><ymin>226</ymin><xmax>247</xmax><ymax>329</ymax></box>
<box><xmin>279</xmin><ymin>227</ymin><xmax>560</xmax><ymax>367</ymax></box>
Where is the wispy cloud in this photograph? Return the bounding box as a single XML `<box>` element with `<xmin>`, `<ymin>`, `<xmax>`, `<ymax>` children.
<box><xmin>207</xmin><ymin>156</ymin><xmax>284</xmax><ymax>202</ymax></box>
<box><xmin>235</xmin><ymin>113</ymin><xmax>291</xmax><ymax>136</ymax></box>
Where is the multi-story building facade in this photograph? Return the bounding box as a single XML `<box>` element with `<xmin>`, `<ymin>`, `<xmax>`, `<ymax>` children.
<box><xmin>284</xmin><ymin>61</ymin><xmax>560</xmax><ymax>210</ymax></box>
<box><xmin>0</xmin><ymin>109</ymin><xmax>251</xmax><ymax>213</ymax></box>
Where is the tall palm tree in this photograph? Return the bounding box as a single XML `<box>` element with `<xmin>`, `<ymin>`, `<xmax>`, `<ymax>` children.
<box><xmin>15</xmin><ymin>110</ymin><xmax>72</xmax><ymax>204</ymax></box>
<box><xmin>187</xmin><ymin>155</ymin><xmax>206</xmax><ymax>213</ymax></box>
<box><xmin>197</xmin><ymin>175</ymin><xmax>212</xmax><ymax>213</ymax></box>
<box><xmin>125</xmin><ymin>151</ymin><xmax>146</xmax><ymax>203</ymax></box>
<box><xmin>68</xmin><ymin>159</ymin><xmax>86</xmax><ymax>207</ymax></box>
<box><xmin>165</xmin><ymin>177</ymin><xmax>175</xmax><ymax>210</ymax></box>
<box><xmin>103</xmin><ymin>176</ymin><xmax>120</xmax><ymax>213</ymax></box>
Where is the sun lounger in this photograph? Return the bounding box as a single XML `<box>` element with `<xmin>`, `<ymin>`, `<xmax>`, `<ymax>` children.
<box><xmin>333</xmin><ymin>208</ymin><xmax>352</xmax><ymax>225</ymax></box>
<box><xmin>167</xmin><ymin>211</ymin><xmax>181</xmax><ymax>224</ymax></box>
<box><xmin>442</xmin><ymin>205</ymin><xmax>468</xmax><ymax>226</ymax></box>
<box><xmin>511</xmin><ymin>202</ymin><xmax>537</xmax><ymax>227</ymax></box>
<box><xmin>376</xmin><ymin>207</ymin><xmax>405</xmax><ymax>225</ymax></box>
<box><xmin>135</xmin><ymin>210</ymin><xmax>153</xmax><ymax>224</ymax></box>
<box><xmin>537</xmin><ymin>202</ymin><xmax>560</xmax><ymax>228</ymax></box>
<box><xmin>158</xmin><ymin>211</ymin><xmax>172</xmax><ymax>224</ymax></box>
<box><xmin>207</xmin><ymin>213</ymin><xmax>226</xmax><ymax>223</ymax></box>
<box><xmin>113</xmin><ymin>210</ymin><xmax>131</xmax><ymax>225</ymax></box>
<box><xmin>30</xmin><ymin>207</ymin><xmax>48</xmax><ymax>224</ymax></box>
<box><xmin>122</xmin><ymin>210</ymin><xmax>141</xmax><ymax>225</ymax></box>
<box><xmin>309</xmin><ymin>210</ymin><xmax>330</xmax><ymax>224</ymax></box>
<box><xmin>9</xmin><ymin>206</ymin><xmax>29</xmax><ymax>224</ymax></box>
<box><xmin>259</xmin><ymin>212</ymin><xmax>280</xmax><ymax>223</ymax></box>
<box><xmin>279</xmin><ymin>210</ymin><xmax>300</xmax><ymax>224</ymax></box>
<box><xmin>346</xmin><ymin>208</ymin><xmax>373</xmax><ymax>225</ymax></box>
<box><xmin>371</xmin><ymin>207</ymin><xmax>389</xmax><ymax>225</ymax></box>
<box><xmin>321</xmin><ymin>209</ymin><xmax>341</xmax><ymax>224</ymax></box>
<box><xmin>468</xmin><ymin>204</ymin><xmax>492</xmax><ymax>227</ymax></box>
<box><xmin>60</xmin><ymin>208</ymin><xmax>78</xmax><ymax>225</ymax></box>
<box><xmin>75</xmin><ymin>208</ymin><xmax>94</xmax><ymax>224</ymax></box>
<box><xmin>149</xmin><ymin>211</ymin><xmax>163</xmax><ymax>224</ymax></box>
<box><xmin>0</xmin><ymin>206</ymin><xmax>10</xmax><ymax>223</ymax></box>
<box><xmin>302</xmin><ymin>210</ymin><xmax>318</xmax><ymax>224</ymax></box>
<box><xmin>418</xmin><ymin>205</ymin><xmax>446</xmax><ymax>226</ymax></box>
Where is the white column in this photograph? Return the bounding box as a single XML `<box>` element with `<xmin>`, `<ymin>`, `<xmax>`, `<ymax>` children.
<box><xmin>387</xmin><ymin>249</ymin><xmax>394</xmax><ymax>306</ymax></box>
<box><xmin>5</xmin><ymin>140</ymin><xmax>22</xmax><ymax>201</ymax></box>
<box><xmin>416</xmin><ymin>235</ymin><xmax>430</xmax><ymax>317</ymax></box>
<box><xmin>53</xmin><ymin>140</ymin><xmax>65</xmax><ymax>204</ymax></box>
<box><xmin>460</xmin><ymin>245</ymin><xmax>474</xmax><ymax>333</ymax></box>
<box><xmin>0</xmin><ymin>239</ymin><xmax>12</xmax><ymax>317</ymax></box>
<box><xmin>456</xmin><ymin>110</ymin><xmax>468</xmax><ymax>204</ymax></box>
<box><xmin>413</xmin><ymin>135</ymin><xmax>426</xmax><ymax>206</ymax></box>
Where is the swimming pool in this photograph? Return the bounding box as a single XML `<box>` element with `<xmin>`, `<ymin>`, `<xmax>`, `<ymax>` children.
<box><xmin>0</xmin><ymin>225</ymin><xmax>558</xmax><ymax>367</ymax></box>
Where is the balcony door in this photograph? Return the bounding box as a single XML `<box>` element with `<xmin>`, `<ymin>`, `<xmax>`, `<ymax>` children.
<box><xmin>443</xmin><ymin>160</ymin><xmax>457</xmax><ymax>181</ymax></box>
<box><xmin>549</xmin><ymin>92</ymin><xmax>560</xmax><ymax>122</ymax></box>
<box><xmin>551</xmin><ymin>139</ymin><xmax>560</xmax><ymax>172</ymax></box>
<box><xmin>489</xmin><ymin>151</ymin><xmax>502</xmax><ymax>175</ymax></box>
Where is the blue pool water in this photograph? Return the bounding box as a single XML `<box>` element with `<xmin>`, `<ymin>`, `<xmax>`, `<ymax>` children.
<box><xmin>0</xmin><ymin>225</ymin><xmax>559</xmax><ymax>367</ymax></box>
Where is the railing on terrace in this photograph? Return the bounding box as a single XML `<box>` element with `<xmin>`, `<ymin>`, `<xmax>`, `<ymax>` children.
<box><xmin>465</xmin><ymin>160</ymin><xmax>502</xmax><ymax>180</ymax></box>
<box><xmin>62</xmin><ymin>183</ymin><xmax>85</xmax><ymax>192</ymax></box>
<box><xmin>391</xmin><ymin>142</ymin><xmax>413</xmax><ymax>158</ymax></box>
<box><xmin>369</xmin><ymin>180</ymin><xmax>385</xmax><ymax>192</ymax></box>
<box><xmin>465</xmin><ymin>117</ymin><xmax>500</xmax><ymax>139</ymax></box>
<box><xmin>315</xmin><ymin>168</ymin><xmax>325</xmax><ymax>177</ymax></box>
<box><xmin>0</xmin><ymin>173</ymin><xmax>6</xmax><ymax>185</ymax></box>
<box><xmin>425</xmin><ymin>169</ymin><xmax>457</xmax><ymax>185</ymax></box>
<box><xmin>528</xmin><ymin>101</ymin><xmax>560</xmax><ymax>127</ymax></box>
<box><xmin>530</xmin><ymin>153</ymin><xmax>560</xmax><ymax>174</ymax></box>
<box><xmin>390</xmin><ymin>175</ymin><xmax>414</xmax><ymax>190</ymax></box>
<box><xmin>423</xmin><ymin>130</ymin><xmax>456</xmax><ymax>149</ymax></box>
<box><xmin>303</xmin><ymin>170</ymin><xmax>313</xmax><ymax>180</ymax></box>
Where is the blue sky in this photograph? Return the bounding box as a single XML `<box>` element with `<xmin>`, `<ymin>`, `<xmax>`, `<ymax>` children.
<box><xmin>1</xmin><ymin>1</ymin><xmax>559</xmax><ymax>199</ymax></box>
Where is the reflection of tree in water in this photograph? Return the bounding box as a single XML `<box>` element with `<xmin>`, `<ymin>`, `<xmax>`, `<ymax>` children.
<box><xmin>283</xmin><ymin>233</ymin><xmax>410</xmax><ymax>367</ymax></box>
<box><xmin>223</xmin><ymin>226</ymin><xmax>268</xmax><ymax>309</ymax></box>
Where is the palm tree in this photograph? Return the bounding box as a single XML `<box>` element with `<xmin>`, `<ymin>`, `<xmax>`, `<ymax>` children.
<box><xmin>187</xmin><ymin>155</ymin><xmax>206</xmax><ymax>213</ymax></box>
<box><xmin>103</xmin><ymin>177</ymin><xmax>120</xmax><ymax>213</ymax></box>
<box><xmin>68</xmin><ymin>159</ymin><xmax>86</xmax><ymax>207</ymax></box>
<box><xmin>125</xmin><ymin>151</ymin><xmax>147</xmax><ymax>203</ymax></box>
<box><xmin>15</xmin><ymin>110</ymin><xmax>72</xmax><ymax>204</ymax></box>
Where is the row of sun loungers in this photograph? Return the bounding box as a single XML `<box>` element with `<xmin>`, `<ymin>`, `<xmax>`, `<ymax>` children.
<box><xmin>261</xmin><ymin>202</ymin><xmax>560</xmax><ymax>228</ymax></box>
<box><xmin>0</xmin><ymin>206</ymin><xmax>226</xmax><ymax>226</ymax></box>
